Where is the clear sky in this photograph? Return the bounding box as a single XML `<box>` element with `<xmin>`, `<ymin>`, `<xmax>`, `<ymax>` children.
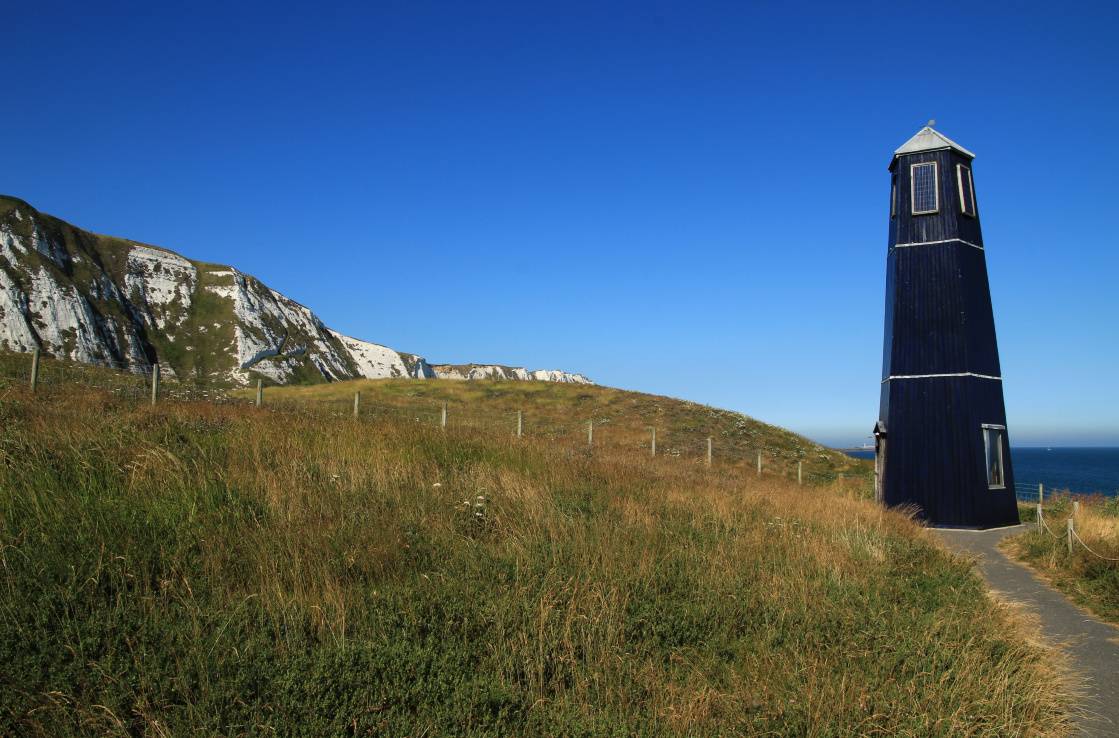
<box><xmin>3</xmin><ymin>1</ymin><xmax>1117</xmax><ymax>447</ymax></box>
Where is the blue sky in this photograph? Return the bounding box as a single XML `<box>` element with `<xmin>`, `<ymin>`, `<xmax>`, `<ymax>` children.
<box><xmin>3</xmin><ymin>1</ymin><xmax>1117</xmax><ymax>447</ymax></box>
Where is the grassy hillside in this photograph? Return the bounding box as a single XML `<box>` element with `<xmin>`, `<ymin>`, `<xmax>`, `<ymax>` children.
<box><xmin>0</xmin><ymin>378</ymin><xmax>1070</xmax><ymax>735</ymax></box>
<box><xmin>248</xmin><ymin>379</ymin><xmax>868</xmax><ymax>484</ymax></box>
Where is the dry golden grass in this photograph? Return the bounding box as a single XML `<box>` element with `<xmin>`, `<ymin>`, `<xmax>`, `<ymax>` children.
<box><xmin>245</xmin><ymin>377</ymin><xmax>868</xmax><ymax>485</ymax></box>
<box><xmin>0</xmin><ymin>382</ymin><xmax>1072</xmax><ymax>736</ymax></box>
<box><xmin>1007</xmin><ymin>495</ymin><xmax>1119</xmax><ymax>625</ymax></box>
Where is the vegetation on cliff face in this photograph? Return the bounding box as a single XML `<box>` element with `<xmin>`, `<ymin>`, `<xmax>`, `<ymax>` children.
<box><xmin>0</xmin><ymin>194</ymin><xmax>347</xmax><ymax>382</ymax></box>
<box><xmin>0</xmin><ymin>196</ymin><xmax>585</xmax><ymax>386</ymax></box>
<box><xmin>0</xmin><ymin>378</ymin><xmax>1069</xmax><ymax>736</ymax></box>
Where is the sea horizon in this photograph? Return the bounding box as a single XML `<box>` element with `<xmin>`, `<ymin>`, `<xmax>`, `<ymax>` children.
<box><xmin>843</xmin><ymin>446</ymin><xmax>1119</xmax><ymax>498</ymax></box>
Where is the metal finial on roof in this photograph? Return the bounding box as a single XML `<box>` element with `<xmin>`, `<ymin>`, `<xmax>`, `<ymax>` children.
<box><xmin>927</xmin><ymin>119</ymin><xmax>936</xmax><ymax>128</ymax></box>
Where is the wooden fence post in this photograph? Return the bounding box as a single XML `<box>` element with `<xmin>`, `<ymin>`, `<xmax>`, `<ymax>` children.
<box><xmin>757</xmin><ymin>451</ymin><xmax>762</xmax><ymax>476</ymax></box>
<box><xmin>798</xmin><ymin>461</ymin><xmax>803</xmax><ymax>486</ymax></box>
<box><xmin>516</xmin><ymin>410</ymin><xmax>523</xmax><ymax>438</ymax></box>
<box><xmin>1067</xmin><ymin>517</ymin><xmax>1074</xmax><ymax>556</ymax></box>
<box><xmin>255</xmin><ymin>379</ymin><xmax>263</xmax><ymax>407</ymax></box>
<box><xmin>587</xmin><ymin>419</ymin><xmax>593</xmax><ymax>447</ymax></box>
<box><xmin>441</xmin><ymin>402</ymin><xmax>447</xmax><ymax>429</ymax></box>
<box><xmin>650</xmin><ymin>428</ymin><xmax>656</xmax><ymax>457</ymax></box>
<box><xmin>1036</xmin><ymin>503</ymin><xmax>1042</xmax><ymax>532</ymax></box>
<box><xmin>706</xmin><ymin>437</ymin><xmax>712</xmax><ymax>466</ymax></box>
<box><xmin>1073</xmin><ymin>500</ymin><xmax>1080</xmax><ymax>518</ymax></box>
<box><xmin>150</xmin><ymin>364</ymin><xmax>160</xmax><ymax>406</ymax></box>
<box><xmin>353</xmin><ymin>391</ymin><xmax>360</xmax><ymax>418</ymax></box>
<box><xmin>30</xmin><ymin>348</ymin><xmax>40</xmax><ymax>392</ymax></box>
<box><xmin>1038</xmin><ymin>483</ymin><xmax>1044</xmax><ymax>506</ymax></box>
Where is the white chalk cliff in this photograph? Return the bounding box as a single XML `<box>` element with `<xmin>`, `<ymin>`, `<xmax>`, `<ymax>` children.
<box><xmin>0</xmin><ymin>196</ymin><xmax>591</xmax><ymax>386</ymax></box>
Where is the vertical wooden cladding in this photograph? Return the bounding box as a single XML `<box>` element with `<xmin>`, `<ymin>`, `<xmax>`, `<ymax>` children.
<box><xmin>882</xmin><ymin>377</ymin><xmax>1017</xmax><ymax>527</ymax></box>
<box><xmin>883</xmin><ymin>244</ymin><xmax>1002</xmax><ymax>377</ymax></box>
<box><xmin>878</xmin><ymin>133</ymin><xmax>1018</xmax><ymax>528</ymax></box>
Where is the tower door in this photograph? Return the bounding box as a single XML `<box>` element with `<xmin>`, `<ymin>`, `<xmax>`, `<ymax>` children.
<box><xmin>873</xmin><ymin>421</ymin><xmax>888</xmax><ymax>504</ymax></box>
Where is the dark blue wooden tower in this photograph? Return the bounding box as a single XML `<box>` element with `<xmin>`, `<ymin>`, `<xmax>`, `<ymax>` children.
<box><xmin>876</xmin><ymin>125</ymin><xmax>1019</xmax><ymax>528</ymax></box>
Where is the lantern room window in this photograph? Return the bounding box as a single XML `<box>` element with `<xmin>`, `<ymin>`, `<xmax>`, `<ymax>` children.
<box><xmin>957</xmin><ymin>164</ymin><xmax>977</xmax><ymax>217</ymax></box>
<box><xmin>982</xmin><ymin>424</ymin><xmax>1006</xmax><ymax>489</ymax></box>
<box><xmin>890</xmin><ymin>174</ymin><xmax>897</xmax><ymax>218</ymax></box>
<box><xmin>911</xmin><ymin>162</ymin><xmax>938</xmax><ymax>214</ymax></box>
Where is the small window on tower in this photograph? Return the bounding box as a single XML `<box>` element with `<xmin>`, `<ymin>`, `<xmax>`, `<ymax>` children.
<box><xmin>890</xmin><ymin>174</ymin><xmax>897</xmax><ymax>218</ymax></box>
<box><xmin>957</xmin><ymin>164</ymin><xmax>977</xmax><ymax>217</ymax></box>
<box><xmin>911</xmin><ymin>162</ymin><xmax>938</xmax><ymax>214</ymax></box>
<box><xmin>982</xmin><ymin>424</ymin><xmax>1006</xmax><ymax>489</ymax></box>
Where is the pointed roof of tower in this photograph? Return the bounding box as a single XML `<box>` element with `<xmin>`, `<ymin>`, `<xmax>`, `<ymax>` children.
<box><xmin>894</xmin><ymin>125</ymin><xmax>975</xmax><ymax>160</ymax></box>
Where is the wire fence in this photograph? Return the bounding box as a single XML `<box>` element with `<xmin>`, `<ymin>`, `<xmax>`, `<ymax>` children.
<box><xmin>1013</xmin><ymin>482</ymin><xmax>1043</xmax><ymax>504</ymax></box>
<box><xmin>0</xmin><ymin>349</ymin><xmax>870</xmax><ymax>488</ymax></box>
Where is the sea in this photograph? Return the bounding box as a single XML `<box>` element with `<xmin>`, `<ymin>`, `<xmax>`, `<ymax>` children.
<box><xmin>843</xmin><ymin>447</ymin><xmax>1119</xmax><ymax>499</ymax></box>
